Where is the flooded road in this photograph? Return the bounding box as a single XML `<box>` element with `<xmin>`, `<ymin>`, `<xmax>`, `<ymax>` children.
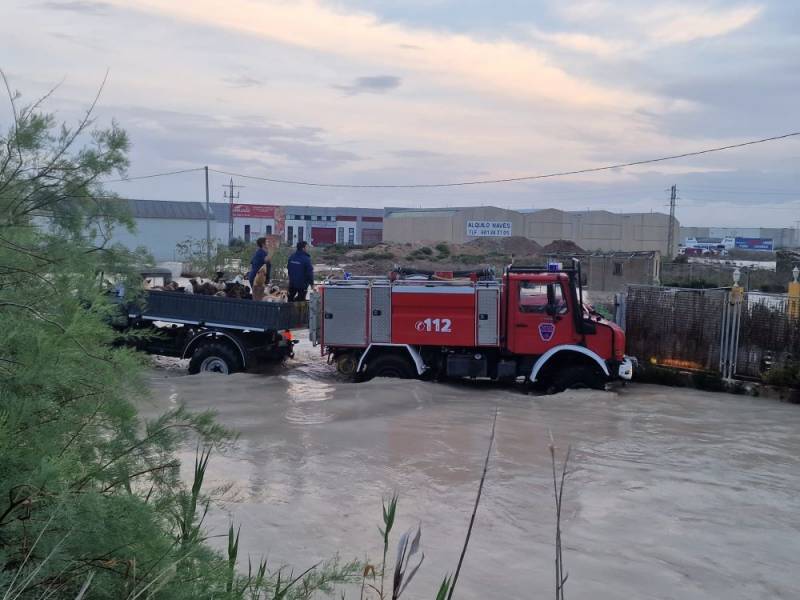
<box><xmin>143</xmin><ymin>345</ymin><xmax>800</xmax><ymax>599</ymax></box>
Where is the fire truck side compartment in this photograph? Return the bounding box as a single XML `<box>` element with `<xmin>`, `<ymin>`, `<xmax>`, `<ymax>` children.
<box><xmin>322</xmin><ymin>286</ymin><xmax>369</xmax><ymax>346</ymax></box>
<box><xmin>476</xmin><ymin>286</ymin><xmax>500</xmax><ymax>346</ymax></box>
<box><xmin>370</xmin><ymin>285</ymin><xmax>392</xmax><ymax>343</ymax></box>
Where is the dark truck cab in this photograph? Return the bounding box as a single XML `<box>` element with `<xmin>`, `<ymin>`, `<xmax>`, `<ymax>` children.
<box><xmin>119</xmin><ymin>290</ymin><xmax>307</xmax><ymax>374</ymax></box>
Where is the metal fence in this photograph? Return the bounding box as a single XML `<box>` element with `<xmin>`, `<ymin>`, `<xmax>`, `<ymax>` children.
<box><xmin>624</xmin><ymin>285</ymin><xmax>728</xmax><ymax>372</ymax></box>
<box><xmin>735</xmin><ymin>292</ymin><xmax>800</xmax><ymax>378</ymax></box>
<box><xmin>623</xmin><ymin>284</ymin><xmax>800</xmax><ymax>381</ymax></box>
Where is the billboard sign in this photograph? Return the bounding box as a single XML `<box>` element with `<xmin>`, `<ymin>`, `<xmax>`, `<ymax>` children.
<box><xmin>232</xmin><ymin>204</ymin><xmax>277</xmax><ymax>219</ymax></box>
<box><xmin>466</xmin><ymin>220</ymin><xmax>512</xmax><ymax>237</ymax></box>
<box><xmin>734</xmin><ymin>237</ymin><xmax>774</xmax><ymax>251</ymax></box>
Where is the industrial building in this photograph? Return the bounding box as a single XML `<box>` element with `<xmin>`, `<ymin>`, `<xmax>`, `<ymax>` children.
<box><xmin>680</xmin><ymin>226</ymin><xmax>799</xmax><ymax>250</ymax></box>
<box><xmin>384</xmin><ymin>206</ymin><xmax>678</xmax><ymax>255</ymax></box>
<box><xmin>97</xmin><ymin>199</ymin><xmax>384</xmax><ymax>261</ymax></box>
<box><xmin>208</xmin><ymin>203</ymin><xmax>383</xmax><ymax>247</ymax></box>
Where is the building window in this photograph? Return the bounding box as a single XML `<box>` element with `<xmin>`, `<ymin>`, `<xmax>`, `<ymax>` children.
<box><xmin>326</xmin><ymin>216</ymin><xmax>332</xmax><ymax>221</ymax></box>
<box><xmin>316</xmin><ymin>215</ymin><xmax>322</xmax><ymax>221</ymax></box>
<box><xmin>613</xmin><ymin>262</ymin><xmax>624</xmax><ymax>276</ymax></box>
<box><xmin>244</xmin><ymin>224</ymin><xmax>251</xmax><ymax>243</ymax></box>
<box><xmin>304</xmin><ymin>215</ymin><xmax>311</xmax><ymax>221</ymax></box>
<box><xmin>287</xmin><ymin>226</ymin><xmax>293</xmax><ymax>243</ymax></box>
<box><xmin>348</xmin><ymin>227</ymin><xmax>355</xmax><ymax>245</ymax></box>
<box><xmin>265</xmin><ymin>225</ymin><xmax>272</xmax><ymax>235</ymax></box>
<box><xmin>337</xmin><ymin>227</ymin><xmax>344</xmax><ymax>244</ymax></box>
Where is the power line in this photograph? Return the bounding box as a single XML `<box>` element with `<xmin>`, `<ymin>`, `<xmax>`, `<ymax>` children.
<box><xmin>101</xmin><ymin>167</ymin><xmax>205</xmax><ymax>183</ymax></box>
<box><xmin>209</xmin><ymin>131</ymin><xmax>800</xmax><ymax>189</ymax></box>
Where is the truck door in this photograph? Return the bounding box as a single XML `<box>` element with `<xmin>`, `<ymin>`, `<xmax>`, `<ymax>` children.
<box><xmin>506</xmin><ymin>277</ymin><xmax>579</xmax><ymax>355</ymax></box>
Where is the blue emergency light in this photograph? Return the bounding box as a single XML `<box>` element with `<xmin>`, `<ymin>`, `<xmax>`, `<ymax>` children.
<box><xmin>547</xmin><ymin>262</ymin><xmax>562</xmax><ymax>272</ymax></box>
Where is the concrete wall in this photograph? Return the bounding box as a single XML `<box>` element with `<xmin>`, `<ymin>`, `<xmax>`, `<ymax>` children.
<box><xmin>108</xmin><ymin>218</ymin><xmax>211</xmax><ymax>261</ymax></box>
<box><xmin>384</xmin><ymin>210</ymin><xmax>457</xmax><ymax>243</ymax></box>
<box><xmin>385</xmin><ymin>207</ymin><xmax>677</xmax><ymax>254</ymax></box>
<box><xmin>545</xmin><ymin>252</ymin><xmax>660</xmax><ymax>292</ymax></box>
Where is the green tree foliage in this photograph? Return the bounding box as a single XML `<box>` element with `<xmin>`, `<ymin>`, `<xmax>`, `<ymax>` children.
<box><xmin>0</xmin><ymin>78</ymin><xmax>356</xmax><ymax>598</ymax></box>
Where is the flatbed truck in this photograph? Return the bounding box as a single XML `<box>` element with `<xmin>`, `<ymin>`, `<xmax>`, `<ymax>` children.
<box><xmin>119</xmin><ymin>290</ymin><xmax>307</xmax><ymax>374</ymax></box>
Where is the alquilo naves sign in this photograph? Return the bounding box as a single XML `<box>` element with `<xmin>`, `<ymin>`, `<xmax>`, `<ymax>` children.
<box><xmin>466</xmin><ymin>220</ymin><xmax>513</xmax><ymax>237</ymax></box>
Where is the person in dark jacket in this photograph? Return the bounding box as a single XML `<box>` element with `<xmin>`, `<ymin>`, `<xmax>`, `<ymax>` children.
<box><xmin>287</xmin><ymin>241</ymin><xmax>314</xmax><ymax>302</ymax></box>
<box><xmin>248</xmin><ymin>237</ymin><xmax>270</xmax><ymax>289</ymax></box>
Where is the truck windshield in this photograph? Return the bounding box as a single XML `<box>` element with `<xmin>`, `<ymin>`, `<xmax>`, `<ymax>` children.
<box><xmin>519</xmin><ymin>282</ymin><xmax>568</xmax><ymax>314</ymax></box>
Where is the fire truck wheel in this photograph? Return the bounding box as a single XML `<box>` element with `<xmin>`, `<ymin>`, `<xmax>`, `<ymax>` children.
<box><xmin>336</xmin><ymin>353</ymin><xmax>359</xmax><ymax>378</ymax></box>
<box><xmin>366</xmin><ymin>354</ymin><xmax>415</xmax><ymax>380</ymax></box>
<box><xmin>547</xmin><ymin>365</ymin><xmax>606</xmax><ymax>394</ymax></box>
<box><xmin>188</xmin><ymin>342</ymin><xmax>242</xmax><ymax>375</ymax></box>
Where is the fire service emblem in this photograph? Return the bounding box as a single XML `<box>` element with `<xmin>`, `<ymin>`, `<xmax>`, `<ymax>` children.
<box><xmin>538</xmin><ymin>322</ymin><xmax>555</xmax><ymax>342</ymax></box>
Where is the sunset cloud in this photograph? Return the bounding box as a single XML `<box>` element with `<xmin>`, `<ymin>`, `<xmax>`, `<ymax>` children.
<box><xmin>3</xmin><ymin>0</ymin><xmax>795</xmax><ymax>226</ymax></box>
<box><xmin>104</xmin><ymin>0</ymin><xmax>657</xmax><ymax>111</ymax></box>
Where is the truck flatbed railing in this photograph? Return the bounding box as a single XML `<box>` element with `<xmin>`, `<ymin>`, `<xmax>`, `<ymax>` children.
<box><xmin>128</xmin><ymin>290</ymin><xmax>308</xmax><ymax>332</ymax></box>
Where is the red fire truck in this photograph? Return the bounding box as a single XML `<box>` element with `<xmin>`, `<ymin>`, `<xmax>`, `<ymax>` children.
<box><xmin>310</xmin><ymin>264</ymin><xmax>635</xmax><ymax>392</ymax></box>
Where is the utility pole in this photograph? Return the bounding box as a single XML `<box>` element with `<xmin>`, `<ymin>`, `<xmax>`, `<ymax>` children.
<box><xmin>204</xmin><ymin>166</ymin><xmax>211</xmax><ymax>265</ymax></box>
<box><xmin>667</xmin><ymin>184</ymin><xmax>677</xmax><ymax>258</ymax></box>
<box><xmin>223</xmin><ymin>178</ymin><xmax>244</xmax><ymax>245</ymax></box>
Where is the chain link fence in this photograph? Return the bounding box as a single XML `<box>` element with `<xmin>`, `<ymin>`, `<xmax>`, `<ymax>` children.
<box><xmin>736</xmin><ymin>292</ymin><xmax>800</xmax><ymax>378</ymax></box>
<box><xmin>624</xmin><ymin>285</ymin><xmax>800</xmax><ymax>381</ymax></box>
<box><xmin>625</xmin><ymin>285</ymin><xmax>728</xmax><ymax>371</ymax></box>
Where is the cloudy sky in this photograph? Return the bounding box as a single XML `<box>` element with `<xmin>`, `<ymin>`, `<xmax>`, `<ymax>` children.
<box><xmin>1</xmin><ymin>0</ymin><xmax>798</xmax><ymax>226</ymax></box>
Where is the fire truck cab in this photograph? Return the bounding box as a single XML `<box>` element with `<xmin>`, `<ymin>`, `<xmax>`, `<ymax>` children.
<box><xmin>310</xmin><ymin>265</ymin><xmax>635</xmax><ymax>392</ymax></box>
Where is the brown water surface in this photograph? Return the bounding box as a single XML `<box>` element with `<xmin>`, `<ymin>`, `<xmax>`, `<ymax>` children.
<box><xmin>143</xmin><ymin>344</ymin><xmax>800</xmax><ymax>599</ymax></box>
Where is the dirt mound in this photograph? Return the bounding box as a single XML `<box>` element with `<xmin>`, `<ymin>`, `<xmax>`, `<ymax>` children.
<box><xmin>464</xmin><ymin>236</ymin><xmax>542</xmax><ymax>256</ymax></box>
<box><xmin>541</xmin><ymin>239</ymin><xmax>585</xmax><ymax>253</ymax></box>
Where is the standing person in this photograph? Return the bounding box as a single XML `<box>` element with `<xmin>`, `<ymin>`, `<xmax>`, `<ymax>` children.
<box><xmin>287</xmin><ymin>241</ymin><xmax>314</xmax><ymax>302</ymax></box>
<box><xmin>248</xmin><ymin>237</ymin><xmax>269</xmax><ymax>290</ymax></box>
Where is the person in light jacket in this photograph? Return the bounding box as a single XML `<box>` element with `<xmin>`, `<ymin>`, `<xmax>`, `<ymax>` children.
<box><xmin>287</xmin><ymin>241</ymin><xmax>314</xmax><ymax>302</ymax></box>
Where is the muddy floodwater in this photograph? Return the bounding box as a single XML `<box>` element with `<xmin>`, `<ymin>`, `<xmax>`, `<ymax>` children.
<box><xmin>142</xmin><ymin>343</ymin><xmax>800</xmax><ymax>599</ymax></box>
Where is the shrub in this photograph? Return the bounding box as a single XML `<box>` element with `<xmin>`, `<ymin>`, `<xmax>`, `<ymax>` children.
<box><xmin>763</xmin><ymin>364</ymin><xmax>800</xmax><ymax>387</ymax></box>
<box><xmin>363</xmin><ymin>251</ymin><xmax>395</xmax><ymax>260</ymax></box>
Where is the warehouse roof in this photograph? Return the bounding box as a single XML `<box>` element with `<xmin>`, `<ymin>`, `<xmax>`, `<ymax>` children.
<box><xmin>208</xmin><ymin>202</ymin><xmax>232</xmax><ymax>222</ymax></box>
<box><xmin>387</xmin><ymin>210</ymin><xmax>458</xmax><ymax>218</ymax></box>
<box><xmin>122</xmin><ymin>199</ymin><xmax>212</xmax><ymax>220</ymax></box>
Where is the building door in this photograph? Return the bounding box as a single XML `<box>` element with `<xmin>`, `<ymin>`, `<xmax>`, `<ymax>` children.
<box><xmin>298</xmin><ymin>227</ymin><xmax>304</xmax><ymax>243</ymax></box>
<box><xmin>287</xmin><ymin>226</ymin><xmax>293</xmax><ymax>244</ymax></box>
<box><xmin>244</xmin><ymin>224</ymin><xmax>251</xmax><ymax>242</ymax></box>
<box><xmin>266</xmin><ymin>225</ymin><xmax>273</xmax><ymax>235</ymax></box>
<box><xmin>348</xmin><ymin>227</ymin><xmax>355</xmax><ymax>245</ymax></box>
<box><xmin>337</xmin><ymin>227</ymin><xmax>344</xmax><ymax>244</ymax></box>
<box><xmin>361</xmin><ymin>228</ymin><xmax>383</xmax><ymax>245</ymax></box>
<box><xmin>311</xmin><ymin>227</ymin><xmax>336</xmax><ymax>246</ymax></box>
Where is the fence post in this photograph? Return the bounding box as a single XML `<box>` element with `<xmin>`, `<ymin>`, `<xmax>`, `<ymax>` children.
<box><xmin>720</xmin><ymin>269</ymin><xmax>744</xmax><ymax>380</ymax></box>
<box><xmin>615</xmin><ymin>291</ymin><xmax>627</xmax><ymax>330</ymax></box>
<box><xmin>789</xmin><ymin>266</ymin><xmax>800</xmax><ymax>320</ymax></box>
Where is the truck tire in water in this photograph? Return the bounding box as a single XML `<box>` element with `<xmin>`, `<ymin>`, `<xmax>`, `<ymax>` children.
<box><xmin>365</xmin><ymin>354</ymin><xmax>415</xmax><ymax>380</ymax></box>
<box><xmin>336</xmin><ymin>353</ymin><xmax>359</xmax><ymax>378</ymax></box>
<box><xmin>547</xmin><ymin>365</ymin><xmax>606</xmax><ymax>394</ymax></box>
<box><xmin>188</xmin><ymin>342</ymin><xmax>242</xmax><ymax>375</ymax></box>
